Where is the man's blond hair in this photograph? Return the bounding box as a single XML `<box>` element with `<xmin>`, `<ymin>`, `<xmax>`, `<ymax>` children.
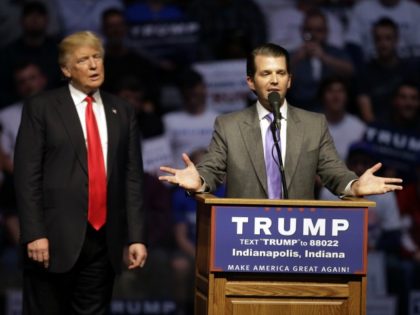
<box><xmin>58</xmin><ymin>31</ymin><xmax>104</xmax><ymax>66</ymax></box>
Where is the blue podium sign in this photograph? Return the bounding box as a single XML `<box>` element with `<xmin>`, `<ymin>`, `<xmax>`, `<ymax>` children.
<box><xmin>210</xmin><ymin>206</ymin><xmax>367</xmax><ymax>275</ymax></box>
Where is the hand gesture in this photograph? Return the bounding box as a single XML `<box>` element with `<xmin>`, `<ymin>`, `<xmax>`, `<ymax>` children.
<box><xmin>305</xmin><ymin>41</ymin><xmax>324</xmax><ymax>59</ymax></box>
<box><xmin>351</xmin><ymin>163</ymin><xmax>403</xmax><ymax>196</ymax></box>
<box><xmin>159</xmin><ymin>153</ymin><xmax>202</xmax><ymax>192</ymax></box>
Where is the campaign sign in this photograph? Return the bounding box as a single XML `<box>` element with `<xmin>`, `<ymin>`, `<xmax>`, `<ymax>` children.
<box><xmin>364</xmin><ymin>124</ymin><xmax>420</xmax><ymax>173</ymax></box>
<box><xmin>194</xmin><ymin>60</ymin><xmax>249</xmax><ymax>113</ymax></box>
<box><xmin>211</xmin><ymin>206</ymin><xmax>367</xmax><ymax>275</ymax></box>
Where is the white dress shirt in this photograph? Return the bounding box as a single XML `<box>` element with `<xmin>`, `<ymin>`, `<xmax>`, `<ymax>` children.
<box><xmin>69</xmin><ymin>83</ymin><xmax>108</xmax><ymax>172</ymax></box>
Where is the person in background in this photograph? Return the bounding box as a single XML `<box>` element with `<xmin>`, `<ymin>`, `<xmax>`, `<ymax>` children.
<box><xmin>0</xmin><ymin>62</ymin><xmax>49</xmax><ymax>280</ymax></box>
<box><xmin>267</xmin><ymin>0</ymin><xmax>345</xmax><ymax>51</ymax></box>
<box><xmin>0</xmin><ymin>61</ymin><xmax>48</xmax><ymax>170</ymax></box>
<box><xmin>0</xmin><ymin>1</ymin><xmax>60</xmax><ymax>108</ymax></box>
<box><xmin>319</xmin><ymin>76</ymin><xmax>366</xmax><ymax>160</ymax></box>
<box><xmin>345</xmin><ymin>0</ymin><xmax>420</xmax><ymax>63</ymax></box>
<box><xmin>289</xmin><ymin>9</ymin><xmax>354</xmax><ymax>110</ymax></box>
<box><xmin>55</xmin><ymin>0</ymin><xmax>123</xmax><ymax>36</ymax></box>
<box><xmin>115</xmin><ymin>75</ymin><xmax>164</xmax><ymax>139</ymax></box>
<box><xmin>101</xmin><ymin>7</ymin><xmax>162</xmax><ymax>97</ymax></box>
<box><xmin>384</xmin><ymin>80</ymin><xmax>420</xmax><ymax>132</ymax></box>
<box><xmin>356</xmin><ymin>17</ymin><xmax>418</xmax><ymax>123</ymax></box>
<box><xmin>163</xmin><ymin>69</ymin><xmax>218</xmax><ymax>168</ymax></box>
<box><xmin>187</xmin><ymin>0</ymin><xmax>267</xmax><ymax>60</ymax></box>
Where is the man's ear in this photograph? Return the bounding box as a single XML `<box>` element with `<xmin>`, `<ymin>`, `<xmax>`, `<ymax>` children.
<box><xmin>246</xmin><ymin>76</ymin><xmax>255</xmax><ymax>92</ymax></box>
<box><xmin>60</xmin><ymin>65</ymin><xmax>71</xmax><ymax>79</ymax></box>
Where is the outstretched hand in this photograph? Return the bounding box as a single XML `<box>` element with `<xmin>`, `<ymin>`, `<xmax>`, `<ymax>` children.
<box><xmin>351</xmin><ymin>163</ymin><xmax>403</xmax><ymax>196</ymax></box>
<box><xmin>159</xmin><ymin>153</ymin><xmax>202</xmax><ymax>192</ymax></box>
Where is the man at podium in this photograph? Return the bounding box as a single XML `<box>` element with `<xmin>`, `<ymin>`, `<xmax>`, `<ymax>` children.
<box><xmin>159</xmin><ymin>43</ymin><xmax>402</xmax><ymax>200</ymax></box>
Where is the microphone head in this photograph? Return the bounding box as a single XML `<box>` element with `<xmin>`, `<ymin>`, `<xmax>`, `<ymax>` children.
<box><xmin>268</xmin><ymin>92</ymin><xmax>282</xmax><ymax>129</ymax></box>
<box><xmin>268</xmin><ymin>91</ymin><xmax>281</xmax><ymax>104</ymax></box>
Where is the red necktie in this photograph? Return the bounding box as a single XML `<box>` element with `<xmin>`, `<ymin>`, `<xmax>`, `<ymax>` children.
<box><xmin>85</xmin><ymin>95</ymin><xmax>107</xmax><ymax>230</ymax></box>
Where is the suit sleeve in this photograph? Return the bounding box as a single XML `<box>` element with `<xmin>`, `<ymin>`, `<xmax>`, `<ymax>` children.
<box><xmin>125</xmin><ymin>105</ymin><xmax>147</xmax><ymax>245</ymax></box>
<box><xmin>316</xmin><ymin>115</ymin><xmax>358</xmax><ymax>195</ymax></box>
<box><xmin>196</xmin><ymin>116</ymin><xmax>228</xmax><ymax>192</ymax></box>
<box><xmin>14</xmin><ymin>97</ymin><xmax>47</xmax><ymax>244</ymax></box>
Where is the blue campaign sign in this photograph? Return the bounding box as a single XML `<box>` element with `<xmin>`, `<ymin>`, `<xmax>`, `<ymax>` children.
<box><xmin>210</xmin><ymin>206</ymin><xmax>367</xmax><ymax>275</ymax></box>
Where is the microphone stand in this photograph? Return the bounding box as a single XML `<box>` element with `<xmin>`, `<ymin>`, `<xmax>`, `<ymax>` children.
<box><xmin>269</xmin><ymin>118</ymin><xmax>288</xmax><ymax>199</ymax></box>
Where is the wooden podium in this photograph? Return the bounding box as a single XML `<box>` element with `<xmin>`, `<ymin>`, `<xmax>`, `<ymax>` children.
<box><xmin>194</xmin><ymin>194</ymin><xmax>375</xmax><ymax>315</ymax></box>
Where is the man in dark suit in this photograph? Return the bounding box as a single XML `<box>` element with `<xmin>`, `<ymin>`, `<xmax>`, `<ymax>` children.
<box><xmin>14</xmin><ymin>31</ymin><xmax>147</xmax><ymax>314</ymax></box>
<box><xmin>159</xmin><ymin>43</ymin><xmax>402</xmax><ymax>199</ymax></box>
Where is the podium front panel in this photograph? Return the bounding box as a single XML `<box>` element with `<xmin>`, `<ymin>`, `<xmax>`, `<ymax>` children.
<box><xmin>210</xmin><ymin>206</ymin><xmax>368</xmax><ymax>275</ymax></box>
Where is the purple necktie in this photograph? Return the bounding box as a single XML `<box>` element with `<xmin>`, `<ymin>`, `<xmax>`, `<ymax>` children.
<box><xmin>264</xmin><ymin>113</ymin><xmax>282</xmax><ymax>199</ymax></box>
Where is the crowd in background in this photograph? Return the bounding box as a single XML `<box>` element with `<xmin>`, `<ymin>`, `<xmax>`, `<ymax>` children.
<box><xmin>0</xmin><ymin>0</ymin><xmax>419</xmax><ymax>314</ymax></box>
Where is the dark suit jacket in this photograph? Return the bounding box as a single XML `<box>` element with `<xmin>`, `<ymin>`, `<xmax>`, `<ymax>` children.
<box><xmin>14</xmin><ymin>86</ymin><xmax>146</xmax><ymax>273</ymax></box>
<box><xmin>197</xmin><ymin>104</ymin><xmax>357</xmax><ymax>199</ymax></box>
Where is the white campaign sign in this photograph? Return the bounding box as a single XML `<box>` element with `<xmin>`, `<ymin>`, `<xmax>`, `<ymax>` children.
<box><xmin>141</xmin><ymin>135</ymin><xmax>173</xmax><ymax>175</ymax></box>
<box><xmin>194</xmin><ymin>60</ymin><xmax>251</xmax><ymax>113</ymax></box>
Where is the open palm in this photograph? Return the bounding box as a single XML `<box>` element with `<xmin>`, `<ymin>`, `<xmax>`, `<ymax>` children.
<box><xmin>352</xmin><ymin>163</ymin><xmax>403</xmax><ymax>196</ymax></box>
<box><xmin>159</xmin><ymin>153</ymin><xmax>202</xmax><ymax>191</ymax></box>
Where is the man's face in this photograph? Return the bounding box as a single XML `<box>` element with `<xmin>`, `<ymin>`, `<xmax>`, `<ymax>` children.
<box><xmin>102</xmin><ymin>13</ymin><xmax>126</xmax><ymax>43</ymax></box>
<box><xmin>322</xmin><ymin>82</ymin><xmax>347</xmax><ymax>113</ymax></box>
<box><xmin>302</xmin><ymin>15</ymin><xmax>327</xmax><ymax>44</ymax></box>
<box><xmin>184</xmin><ymin>83</ymin><xmax>207</xmax><ymax>114</ymax></box>
<box><xmin>22</xmin><ymin>12</ymin><xmax>48</xmax><ymax>36</ymax></box>
<box><xmin>15</xmin><ymin>64</ymin><xmax>47</xmax><ymax>98</ymax></box>
<box><xmin>393</xmin><ymin>86</ymin><xmax>419</xmax><ymax>121</ymax></box>
<box><xmin>61</xmin><ymin>45</ymin><xmax>104</xmax><ymax>94</ymax></box>
<box><xmin>373</xmin><ymin>26</ymin><xmax>397</xmax><ymax>59</ymax></box>
<box><xmin>246</xmin><ymin>55</ymin><xmax>291</xmax><ymax>111</ymax></box>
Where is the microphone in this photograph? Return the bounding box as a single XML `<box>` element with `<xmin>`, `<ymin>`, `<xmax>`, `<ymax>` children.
<box><xmin>267</xmin><ymin>91</ymin><xmax>288</xmax><ymax>199</ymax></box>
<box><xmin>268</xmin><ymin>92</ymin><xmax>282</xmax><ymax>129</ymax></box>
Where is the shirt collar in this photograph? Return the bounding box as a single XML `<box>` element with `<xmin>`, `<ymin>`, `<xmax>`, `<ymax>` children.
<box><xmin>69</xmin><ymin>83</ymin><xmax>101</xmax><ymax>105</ymax></box>
<box><xmin>256</xmin><ymin>99</ymin><xmax>288</xmax><ymax>122</ymax></box>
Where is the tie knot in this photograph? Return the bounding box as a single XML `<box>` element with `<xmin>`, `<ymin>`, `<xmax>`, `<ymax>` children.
<box><xmin>265</xmin><ymin>112</ymin><xmax>274</xmax><ymax>122</ymax></box>
<box><xmin>85</xmin><ymin>95</ymin><xmax>95</xmax><ymax>105</ymax></box>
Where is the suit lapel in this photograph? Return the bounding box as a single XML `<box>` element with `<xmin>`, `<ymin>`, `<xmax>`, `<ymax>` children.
<box><xmin>285</xmin><ymin>106</ymin><xmax>304</xmax><ymax>190</ymax></box>
<box><xmin>101</xmin><ymin>92</ymin><xmax>119</xmax><ymax>182</ymax></box>
<box><xmin>238</xmin><ymin>106</ymin><xmax>268</xmax><ymax>196</ymax></box>
<box><xmin>55</xmin><ymin>86</ymin><xmax>88</xmax><ymax>174</ymax></box>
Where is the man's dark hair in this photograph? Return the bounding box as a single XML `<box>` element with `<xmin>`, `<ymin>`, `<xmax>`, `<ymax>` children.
<box><xmin>392</xmin><ymin>79</ymin><xmax>419</xmax><ymax>99</ymax></box>
<box><xmin>246</xmin><ymin>43</ymin><xmax>290</xmax><ymax>77</ymax></box>
<box><xmin>102</xmin><ymin>7</ymin><xmax>124</xmax><ymax>23</ymax></box>
<box><xmin>303</xmin><ymin>8</ymin><xmax>327</xmax><ymax>27</ymax></box>
<box><xmin>317</xmin><ymin>76</ymin><xmax>348</xmax><ymax>100</ymax></box>
<box><xmin>22</xmin><ymin>1</ymin><xmax>48</xmax><ymax>17</ymax></box>
<box><xmin>177</xmin><ymin>68</ymin><xmax>204</xmax><ymax>92</ymax></box>
<box><xmin>12</xmin><ymin>59</ymin><xmax>43</xmax><ymax>76</ymax></box>
<box><xmin>373</xmin><ymin>17</ymin><xmax>399</xmax><ymax>36</ymax></box>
